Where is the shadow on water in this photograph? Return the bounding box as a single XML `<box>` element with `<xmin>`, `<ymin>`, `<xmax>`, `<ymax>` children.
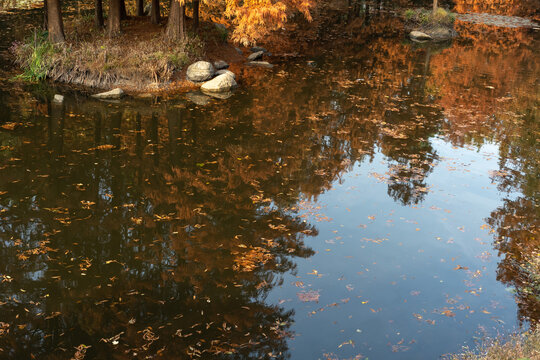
<box><xmin>0</xmin><ymin>3</ymin><xmax>538</xmax><ymax>359</ymax></box>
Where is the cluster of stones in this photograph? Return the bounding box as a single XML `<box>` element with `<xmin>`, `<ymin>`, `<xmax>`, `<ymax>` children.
<box><xmin>245</xmin><ymin>46</ymin><xmax>273</xmax><ymax>68</ymax></box>
<box><xmin>186</xmin><ymin>60</ymin><xmax>236</xmax><ymax>95</ymax></box>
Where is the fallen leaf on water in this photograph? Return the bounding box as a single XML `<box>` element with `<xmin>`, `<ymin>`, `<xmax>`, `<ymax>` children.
<box><xmin>297</xmin><ymin>290</ymin><xmax>320</xmax><ymax>303</ymax></box>
<box><xmin>441</xmin><ymin>310</ymin><xmax>456</xmax><ymax>317</ymax></box>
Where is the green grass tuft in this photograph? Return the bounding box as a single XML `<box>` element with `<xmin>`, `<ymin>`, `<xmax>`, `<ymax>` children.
<box><xmin>12</xmin><ymin>30</ymin><xmax>57</xmax><ymax>82</ymax></box>
<box><xmin>404</xmin><ymin>8</ymin><xmax>456</xmax><ymax>28</ymax></box>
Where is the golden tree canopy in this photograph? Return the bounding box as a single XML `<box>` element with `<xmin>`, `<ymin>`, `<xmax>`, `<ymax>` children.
<box><xmin>221</xmin><ymin>0</ymin><xmax>314</xmax><ymax>45</ymax></box>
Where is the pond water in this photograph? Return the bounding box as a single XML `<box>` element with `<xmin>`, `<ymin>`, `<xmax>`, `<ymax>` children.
<box><xmin>0</xmin><ymin>8</ymin><xmax>539</xmax><ymax>360</ymax></box>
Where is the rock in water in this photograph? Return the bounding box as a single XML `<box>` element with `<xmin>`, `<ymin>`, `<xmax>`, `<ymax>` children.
<box><xmin>53</xmin><ymin>94</ymin><xmax>64</xmax><ymax>103</ymax></box>
<box><xmin>247</xmin><ymin>51</ymin><xmax>264</xmax><ymax>61</ymax></box>
<box><xmin>186</xmin><ymin>92</ymin><xmax>212</xmax><ymax>106</ymax></box>
<box><xmin>247</xmin><ymin>61</ymin><xmax>274</xmax><ymax>68</ymax></box>
<box><xmin>186</xmin><ymin>61</ymin><xmax>215</xmax><ymax>82</ymax></box>
<box><xmin>214</xmin><ymin>60</ymin><xmax>229</xmax><ymax>70</ymax></box>
<box><xmin>429</xmin><ymin>27</ymin><xmax>456</xmax><ymax>41</ymax></box>
<box><xmin>91</xmin><ymin>88</ymin><xmax>125</xmax><ymax>99</ymax></box>
<box><xmin>205</xmin><ymin>91</ymin><xmax>234</xmax><ymax>100</ymax></box>
<box><xmin>409</xmin><ymin>31</ymin><xmax>432</xmax><ymax>41</ymax></box>
<box><xmin>201</xmin><ymin>73</ymin><xmax>237</xmax><ymax>93</ymax></box>
<box><xmin>215</xmin><ymin>69</ymin><xmax>236</xmax><ymax>80</ymax></box>
<box><xmin>250</xmin><ymin>46</ymin><xmax>267</xmax><ymax>53</ymax></box>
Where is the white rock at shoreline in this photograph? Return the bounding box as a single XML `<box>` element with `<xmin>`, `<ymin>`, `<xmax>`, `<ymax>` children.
<box><xmin>409</xmin><ymin>31</ymin><xmax>432</xmax><ymax>41</ymax></box>
<box><xmin>53</xmin><ymin>94</ymin><xmax>64</xmax><ymax>103</ymax></box>
<box><xmin>201</xmin><ymin>73</ymin><xmax>237</xmax><ymax>93</ymax></box>
<box><xmin>91</xmin><ymin>88</ymin><xmax>125</xmax><ymax>99</ymax></box>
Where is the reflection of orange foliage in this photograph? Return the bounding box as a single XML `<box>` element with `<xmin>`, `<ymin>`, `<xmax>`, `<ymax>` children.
<box><xmin>454</xmin><ymin>0</ymin><xmax>540</xmax><ymax>19</ymax></box>
<box><xmin>428</xmin><ymin>23</ymin><xmax>539</xmax><ymax>146</ymax></box>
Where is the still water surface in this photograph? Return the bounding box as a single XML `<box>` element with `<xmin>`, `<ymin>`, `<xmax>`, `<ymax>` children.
<box><xmin>0</xmin><ymin>10</ymin><xmax>539</xmax><ymax>360</ymax></box>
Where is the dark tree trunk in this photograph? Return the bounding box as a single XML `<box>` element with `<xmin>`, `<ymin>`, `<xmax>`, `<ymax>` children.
<box><xmin>192</xmin><ymin>0</ymin><xmax>199</xmax><ymax>31</ymax></box>
<box><xmin>120</xmin><ymin>0</ymin><xmax>127</xmax><ymax>19</ymax></box>
<box><xmin>43</xmin><ymin>0</ymin><xmax>48</xmax><ymax>30</ymax></box>
<box><xmin>166</xmin><ymin>0</ymin><xmax>185</xmax><ymax>40</ymax></box>
<box><xmin>108</xmin><ymin>0</ymin><xmax>121</xmax><ymax>36</ymax></box>
<box><xmin>136</xmin><ymin>0</ymin><xmax>144</xmax><ymax>16</ymax></box>
<box><xmin>95</xmin><ymin>0</ymin><xmax>104</xmax><ymax>28</ymax></box>
<box><xmin>46</xmin><ymin>0</ymin><xmax>65</xmax><ymax>43</ymax></box>
<box><xmin>150</xmin><ymin>0</ymin><xmax>160</xmax><ymax>24</ymax></box>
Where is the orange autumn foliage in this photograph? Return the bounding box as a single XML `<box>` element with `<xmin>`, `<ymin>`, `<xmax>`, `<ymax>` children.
<box><xmin>219</xmin><ymin>0</ymin><xmax>314</xmax><ymax>45</ymax></box>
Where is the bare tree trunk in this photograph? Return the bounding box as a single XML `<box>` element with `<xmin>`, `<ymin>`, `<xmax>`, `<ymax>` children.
<box><xmin>193</xmin><ymin>0</ymin><xmax>199</xmax><ymax>31</ymax></box>
<box><xmin>46</xmin><ymin>0</ymin><xmax>65</xmax><ymax>43</ymax></box>
<box><xmin>43</xmin><ymin>0</ymin><xmax>48</xmax><ymax>30</ymax></box>
<box><xmin>95</xmin><ymin>0</ymin><xmax>104</xmax><ymax>28</ymax></box>
<box><xmin>150</xmin><ymin>0</ymin><xmax>160</xmax><ymax>24</ymax></box>
<box><xmin>433</xmin><ymin>0</ymin><xmax>438</xmax><ymax>13</ymax></box>
<box><xmin>108</xmin><ymin>0</ymin><xmax>121</xmax><ymax>36</ymax></box>
<box><xmin>136</xmin><ymin>0</ymin><xmax>144</xmax><ymax>16</ymax></box>
<box><xmin>166</xmin><ymin>0</ymin><xmax>185</xmax><ymax>40</ymax></box>
<box><xmin>120</xmin><ymin>0</ymin><xmax>127</xmax><ymax>19</ymax></box>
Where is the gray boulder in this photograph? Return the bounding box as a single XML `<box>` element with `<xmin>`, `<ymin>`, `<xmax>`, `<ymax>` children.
<box><xmin>53</xmin><ymin>94</ymin><xmax>64</xmax><ymax>103</ymax></box>
<box><xmin>216</xmin><ymin>69</ymin><xmax>236</xmax><ymax>80</ymax></box>
<box><xmin>409</xmin><ymin>31</ymin><xmax>432</xmax><ymax>41</ymax></box>
<box><xmin>186</xmin><ymin>61</ymin><xmax>215</xmax><ymax>82</ymax></box>
<box><xmin>247</xmin><ymin>51</ymin><xmax>264</xmax><ymax>61</ymax></box>
<box><xmin>91</xmin><ymin>88</ymin><xmax>125</xmax><ymax>99</ymax></box>
<box><xmin>250</xmin><ymin>46</ymin><xmax>267</xmax><ymax>53</ymax></box>
<box><xmin>247</xmin><ymin>61</ymin><xmax>273</xmax><ymax>68</ymax></box>
<box><xmin>201</xmin><ymin>73</ymin><xmax>237</xmax><ymax>93</ymax></box>
<box><xmin>214</xmin><ymin>60</ymin><xmax>229</xmax><ymax>70</ymax></box>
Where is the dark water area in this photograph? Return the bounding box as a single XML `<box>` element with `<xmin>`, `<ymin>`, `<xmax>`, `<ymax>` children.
<box><xmin>0</xmin><ymin>5</ymin><xmax>539</xmax><ymax>360</ymax></box>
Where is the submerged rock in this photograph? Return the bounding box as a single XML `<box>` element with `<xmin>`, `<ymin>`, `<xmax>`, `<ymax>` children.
<box><xmin>409</xmin><ymin>31</ymin><xmax>432</xmax><ymax>41</ymax></box>
<box><xmin>215</xmin><ymin>69</ymin><xmax>236</xmax><ymax>80</ymax></box>
<box><xmin>247</xmin><ymin>51</ymin><xmax>264</xmax><ymax>61</ymax></box>
<box><xmin>204</xmin><ymin>91</ymin><xmax>234</xmax><ymax>100</ymax></box>
<box><xmin>201</xmin><ymin>73</ymin><xmax>237</xmax><ymax>93</ymax></box>
<box><xmin>186</xmin><ymin>91</ymin><xmax>212</xmax><ymax>106</ymax></box>
<box><xmin>247</xmin><ymin>61</ymin><xmax>274</xmax><ymax>68</ymax></box>
<box><xmin>214</xmin><ymin>60</ymin><xmax>229</xmax><ymax>70</ymax></box>
<box><xmin>53</xmin><ymin>94</ymin><xmax>64</xmax><ymax>103</ymax></box>
<box><xmin>186</xmin><ymin>61</ymin><xmax>215</xmax><ymax>82</ymax></box>
<box><xmin>91</xmin><ymin>88</ymin><xmax>125</xmax><ymax>99</ymax></box>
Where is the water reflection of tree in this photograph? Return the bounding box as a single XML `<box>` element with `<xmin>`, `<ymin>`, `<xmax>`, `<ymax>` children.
<box><xmin>0</xmin><ymin>31</ymin><xmax>491</xmax><ymax>357</ymax></box>
<box><xmin>425</xmin><ymin>24</ymin><xmax>539</xmax><ymax>326</ymax></box>
<box><xmin>0</xmin><ymin>102</ymin><xmax>319</xmax><ymax>358</ymax></box>
<box><xmin>486</xmin><ymin>109</ymin><xmax>540</xmax><ymax>325</ymax></box>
